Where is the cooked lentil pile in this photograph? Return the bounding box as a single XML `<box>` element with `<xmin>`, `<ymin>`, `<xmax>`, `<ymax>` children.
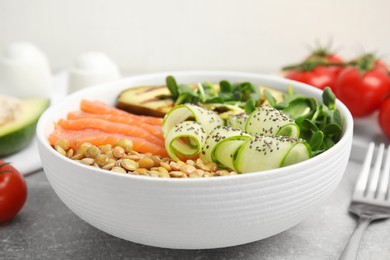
<box><xmin>53</xmin><ymin>138</ymin><xmax>237</xmax><ymax>178</ymax></box>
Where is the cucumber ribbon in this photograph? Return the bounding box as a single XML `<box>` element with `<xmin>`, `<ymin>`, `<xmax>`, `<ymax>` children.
<box><xmin>227</xmin><ymin>106</ymin><xmax>300</xmax><ymax>137</ymax></box>
<box><xmin>164</xmin><ymin>121</ymin><xmax>207</xmax><ymax>161</ymax></box>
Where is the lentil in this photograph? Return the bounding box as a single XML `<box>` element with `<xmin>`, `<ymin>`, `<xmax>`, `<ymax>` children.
<box><xmin>121</xmin><ymin>159</ymin><xmax>138</xmax><ymax>171</ymax></box>
<box><xmin>55</xmin><ymin>139</ymin><xmax>70</xmax><ymax>151</ymax></box>
<box><xmin>102</xmin><ymin>162</ymin><xmax>115</xmax><ymax>170</ymax></box>
<box><xmin>77</xmin><ymin>143</ymin><xmax>92</xmax><ymax>156</ymax></box>
<box><xmin>170</xmin><ymin>171</ymin><xmax>187</xmax><ymax>178</ymax></box>
<box><xmin>150</xmin><ymin>155</ymin><xmax>161</xmax><ymax>166</ymax></box>
<box><xmin>55</xmin><ymin>145</ymin><xmax>66</xmax><ymax>156</ymax></box>
<box><xmin>95</xmin><ymin>154</ymin><xmax>110</xmax><ymax>167</ymax></box>
<box><xmin>157</xmin><ymin>171</ymin><xmax>170</xmax><ymax>178</ymax></box>
<box><xmin>134</xmin><ymin>168</ymin><xmax>149</xmax><ymax>176</ymax></box>
<box><xmin>105</xmin><ymin>150</ymin><xmax>115</xmax><ymax>159</ymax></box>
<box><xmin>112</xmin><ymin>146</ymin><xmax>125</xmax><ymax>158</ymax></box>
<box><xmin>71</xmin><ymin>154</ymin><xmax>83</xmax><ymax>160</ymax></box>
<box><xmin>66</xmin><ymin>148</ymin><xmax>74</xmax><ymax>158</ymax></box>
<box><xmin>180</xmin><ymin>164</ymin><xmax>196</xmax><ymax>175</ymax></box>
<box><xmin>149</xmin><ymin>171</ymin><xmax>160</xmax><ymax>178</ymax></box>
<box><xmin>157</xmin><ymin>167</ymin><xmax>169</xmax><ymax>175</ymax></box>
<box><xmin>128</xmin><ymin>154</ymin><xmax>141</xmax><ymax>161</ymax></box>
<box><xmin>80</xmin><ymin>158</ymin><xmax>94</xmax><ymax>165</ymax></box>
<box><xmin>160</xmin><ymin>161</ymin><xmax>172</xmax><ymax>171</ymax></box>
<box><xmin>111</xmin><ymin>166</ymin><xmax>126</xmax><ymax>173</ymax></box>
<box><xmin>138</xmin><ymin>157</ymin><xmax>154</xmax><ymax>169</ymax></box>
<box><xmin>98</xmin><ymin>144</ymin><xmax>112</xmax><ymax>154</ymax></box>
<box><xmin>85</xmin><ymin>145</ymin><xmax>100</xmax><ymax>158</ymax></box>
<box><xmin>115</xmin><ymin>139</ymin><xmax>133</xmax><ymax>152</ymax></box>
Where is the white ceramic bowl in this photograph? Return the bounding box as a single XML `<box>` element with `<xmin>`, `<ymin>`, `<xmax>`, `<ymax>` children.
<box><xmin>37</xmin><ymin>71</ymin><xmax>353</xmax><ymax>249</ymax></box>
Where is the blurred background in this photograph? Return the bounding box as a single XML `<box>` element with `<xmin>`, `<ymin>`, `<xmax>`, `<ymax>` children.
<box><xmin>1</xmin><ymin>0</ymin><xmax>389</xmax><ymax>74</ymax></box>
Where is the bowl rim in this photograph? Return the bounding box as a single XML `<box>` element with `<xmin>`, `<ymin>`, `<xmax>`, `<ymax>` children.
<box><xmin>37</xmin><ymin>70</ymin><xmax>354</xmax><ymax>183</ymax></box>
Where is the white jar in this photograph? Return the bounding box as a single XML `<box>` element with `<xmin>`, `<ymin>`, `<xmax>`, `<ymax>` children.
<box><xmin>68</xmin><ymin>52</ymin><xmax>121</xmax><ymax>94</ymax></box>
<box><xmin>0</xmin><ymin>42</ymin><xmax>52</xmax><ymax>98</ymax></box>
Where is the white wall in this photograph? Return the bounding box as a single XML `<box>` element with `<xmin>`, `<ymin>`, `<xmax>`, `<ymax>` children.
<box><xmin>1</xmin><ymin>0</ymin><xmax>389</xmax><ymax>74</ymax></box>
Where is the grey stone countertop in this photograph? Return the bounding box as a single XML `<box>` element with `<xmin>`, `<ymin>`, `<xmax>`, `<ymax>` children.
<box><xmin>1</xmin><ymin>158</ymin><xmax>390</xmax><ymax>260</ymax></box>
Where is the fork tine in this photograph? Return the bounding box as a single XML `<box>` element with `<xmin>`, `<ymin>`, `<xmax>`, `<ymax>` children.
<box><xmin>377</xmin><ymin>145</ymin><xmax>390</xmax><ymax>200</ymax></box>
<box><xmin>366</xmin><ymin>143</ymin><xmax>385</xmax><ymax>198</ymax></box>
<box><xmin>354</xmin><ymin>142</ymin><xmax>375</xmax><ymax>197</ymax></box>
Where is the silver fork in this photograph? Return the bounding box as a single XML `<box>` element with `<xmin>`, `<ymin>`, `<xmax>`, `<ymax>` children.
<box><xmin>339</xmin><ymin>142</ymin><xmax>390</xmax><ymax>260</ymax></box>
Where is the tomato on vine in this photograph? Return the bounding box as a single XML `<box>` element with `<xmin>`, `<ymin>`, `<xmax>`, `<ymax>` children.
<box><xmin>0</xmin><ymin>161</ymin><xmax>27</xmax><ymax>223</ymax></box>
<box><xmin>283</xmin><ymin>47</ymin><xmax>344</xmax><ymax>91</ymax></box>
<box><xmin>333</xmin><ymin>54</ymin><xmax>390</xmax><ymax>117</ymax></box>
<box><xmin>306</xmin><ymin>47</ymin><xmax>344</xmax><ymax>75</ymax></box>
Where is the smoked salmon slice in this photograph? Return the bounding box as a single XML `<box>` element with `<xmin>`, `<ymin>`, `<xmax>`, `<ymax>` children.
<box><xmin>49</xmin><ymin>127</ymin><xmax>168</xmax><ymax>157</ymax></box>
<box><xmin>80</xmin><ymin>99</ymin><xmax>163</xmax><ymax>125</ymax></box>
<box><xmin>67</xmin><ymin>111</ymin><xmax>162</xmax><ymax>137</ymax></box>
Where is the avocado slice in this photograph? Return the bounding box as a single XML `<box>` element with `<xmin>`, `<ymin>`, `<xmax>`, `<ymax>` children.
<box><xmin>116</xmin><ymin>85</ymin><xmax>174</xmax><ymax>118</ymax></box>
<box><xmin>0</xmin><ymin>97</ymin><xmax>50</xmax><ymax>157</ymax></box>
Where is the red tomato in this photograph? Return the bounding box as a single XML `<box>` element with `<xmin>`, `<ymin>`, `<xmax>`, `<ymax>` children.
<box><xmin>310</xmin><ymin>53</ymin><xmax>343</xmax><ymax>65</ymax></box>
<box><xmin>307</xmin><ymin>47</ymin><xmax>343</xmax><ymax>62</ymax></box>
<box><xmin>326</xmin><ymin>55</ymin><xmax>343</xmax><ymax>63</ymax></box>
<box><xmin>285</xmin><ymin>49</ymin><xmax>344</xmax><ymax>91</ymax></box>
<box><xmin>350</xmin><ymin>54</ymin><xmax>389</xmax><ymax>73</ymax></box>
<box><xmin>334</xmin><ymin>67</ymin><xmax>390</xmax><ymax>117</ymax></box>
<box><xmin>285</xmin><ymin>66</ymin><xmax>337</xmax><ymax>90</ymax></box>
<box><xmin>307</xmin><ymin>49</ymin><xmax>344</xmax><ymax>75</ymax></box>
<box><xmin>375</xmin><ymin>60</ymin><xmax>390</xmax><ymax>73</ymax></box>
<box><xmin>0</xmin><ymin>161</ymin><xmax>27</xmax><ymax>223</ymax></box>
<box><xmin>379</xmin><ymin>96</ymin><xmax>390</xmax><ymax>139</ymax></box>
<box><xmin>324</xmin><ymin>55</ymin><xmax>344</xmax><ymax>75</ymax></box>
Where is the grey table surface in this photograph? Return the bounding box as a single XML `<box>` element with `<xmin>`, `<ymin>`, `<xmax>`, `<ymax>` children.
<box><xmin>1</xmin><ymin>159</ymin><xmax>390</xmax><ymax>260</ymax></box>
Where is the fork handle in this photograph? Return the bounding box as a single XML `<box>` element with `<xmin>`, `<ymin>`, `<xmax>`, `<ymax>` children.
<box><xmin>339</xmin><ymin>215</ymin><xmax>372</xmax><ymax>260</ymax></box>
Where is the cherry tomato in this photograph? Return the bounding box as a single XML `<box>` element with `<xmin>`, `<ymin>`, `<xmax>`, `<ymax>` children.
<box><xmin>334</xmin><ymin>67</ymin><xmax>390</xmax><ymax>117</ymax></box>
<box><xmin>326</xmin><ymin>55</ymin><xmax>343</xmax><ymax>64</ymax></box>
<box><xmin>0</xmin><ymin>161</ymin><xmax>27</xmax><ymax>223</ymax></box>
<box><xmin>306</xmin><ymin>47</ymin><xmax>343</xmax><ymax>63</ymax></box>
<box><xmin>324</xmin><ymin>55</ymin><xmax>344</xmax><ymax>76</ymax></box>
<box><xmin>351</xmin><ymin>55</ymin><xmax>389</xmax><ymax>73</ymax></box>
<box><xmin>375</xmin><ymin>60</ymin><xmax>390</xmax><ymax>73</ymax></box>
<box><xmin>285</xmin><ymin>66</ymin><xmax>337</xmax><ymax>90</ymax></box>
<box><xmin>284</xmin><ymin>48</ymin><xmax>344</xmax><ymax>91</ymax></box>
<box><xmin>379</xmin><ymin>96</ymin><xmax>390</xmax><ymax>139</ymax></box>
<box><xmin>307</xmin><ymin>48</ymin><xmax>344</xmax><ymax>75</ymax></box>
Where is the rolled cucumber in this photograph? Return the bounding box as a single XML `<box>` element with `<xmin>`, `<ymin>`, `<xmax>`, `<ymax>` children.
<box><xmin>227</xmin><ymin>106</ymin><xmax>300</xmax><ymax>138</ymax></box>
<box><xmin>200</xmin><ymin>126</ymin><xmax>250</xmax><ymax>171</ymax></box>
<box><xmin>226</xmin><ymin>113</ymin><xmax>248</xmax><ymax>130</ymax></box>
<box><xmin>162</xmin><ymin>104</ymin><xmax>224</xmax><ymax>137</ymax></box>
<box><xmin>234</xmin><ymin>135</ymin><xmax>311</xmax><ymax>173</ymax></box>
<box><xmin>164</xmin><ymin>121</ymin><xmax>207</xmax><ymax>161</ymax></box>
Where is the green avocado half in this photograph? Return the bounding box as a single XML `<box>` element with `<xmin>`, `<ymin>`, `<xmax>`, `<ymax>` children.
<box><xmin>0</xmin><ymin>98</ymin><xmax>50</xmax><ymax>157</ymax></box>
